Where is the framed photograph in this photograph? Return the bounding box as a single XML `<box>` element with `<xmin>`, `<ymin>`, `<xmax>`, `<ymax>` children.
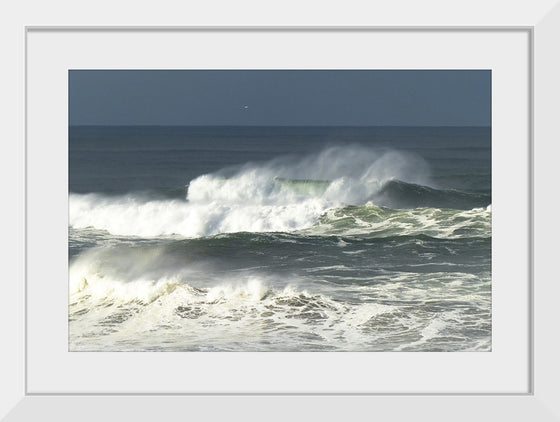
<box><xmin>3</xmin><ymin>1</ymin><xmax>558</xmax><ymax>420</ymax></box>
<box><xmin>67</xmin><ymin>68</ymin><xmax>494</xmax><ymax>355</ymax></box>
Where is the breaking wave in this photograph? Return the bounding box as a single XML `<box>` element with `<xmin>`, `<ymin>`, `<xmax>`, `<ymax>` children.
<box><xmin>69</xmin><ymin>146</ymin><xmax>491</xmax><ymax>239</ymax></box>
<box><xmin>68</xmin><ymin>245</ymin><xmax>491</xmax><ymax>352</ymax></box>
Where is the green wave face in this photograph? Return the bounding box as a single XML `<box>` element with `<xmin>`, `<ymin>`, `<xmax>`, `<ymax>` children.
<box><xmin>273</xmin><ymin>177</ymin><xmax>331</xmax><ymax>196</ymax></box>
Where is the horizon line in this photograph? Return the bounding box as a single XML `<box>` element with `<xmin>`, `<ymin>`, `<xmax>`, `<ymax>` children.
<box><xmin>68</xmin><ymin>124</ymin><xmax>491</xmax><ymax>128</ymax></box>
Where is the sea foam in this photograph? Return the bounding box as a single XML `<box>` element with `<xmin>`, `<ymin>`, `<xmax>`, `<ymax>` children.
<box><xmin>70</xmin><ymin>147</ymin><xmax>433</xmax><ymax>238</ymax></box>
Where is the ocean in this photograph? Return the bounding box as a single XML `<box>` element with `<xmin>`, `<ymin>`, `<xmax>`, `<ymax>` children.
<box><xmin>68</xmin><ymin>126</ymin><xmax>491</xmax><ymax>352</ymax></box>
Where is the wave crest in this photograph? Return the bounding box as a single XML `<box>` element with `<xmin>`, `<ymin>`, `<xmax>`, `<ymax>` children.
<box><xmin>69</xmin><ymin>147</ymin><xmax>490</xmax><ymax>238</ymax></box>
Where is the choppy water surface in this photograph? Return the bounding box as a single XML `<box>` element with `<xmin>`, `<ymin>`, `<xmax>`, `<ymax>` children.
<box><xmin>69</xmin><ymin>126</ymin><xmax>491</xmax><ymax>351</ymax></box>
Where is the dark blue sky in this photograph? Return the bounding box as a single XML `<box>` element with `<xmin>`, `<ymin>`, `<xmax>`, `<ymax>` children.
<box><xmin>69</xmin><ymin>70</ymin><xmax>490</xmax><ymax>126</ymax></box>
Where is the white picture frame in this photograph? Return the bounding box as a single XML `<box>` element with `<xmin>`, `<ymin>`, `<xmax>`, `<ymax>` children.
<box><xmin>3</xmin><ymin>0</ymin><xmax>559</xmax><ymax>419</ymax></box>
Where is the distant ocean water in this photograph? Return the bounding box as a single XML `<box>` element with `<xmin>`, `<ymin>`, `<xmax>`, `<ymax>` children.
<box><xmin>68</xmin><ymin>126</ymin><xmax>491</xmax><ymax>351</ymax></box>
